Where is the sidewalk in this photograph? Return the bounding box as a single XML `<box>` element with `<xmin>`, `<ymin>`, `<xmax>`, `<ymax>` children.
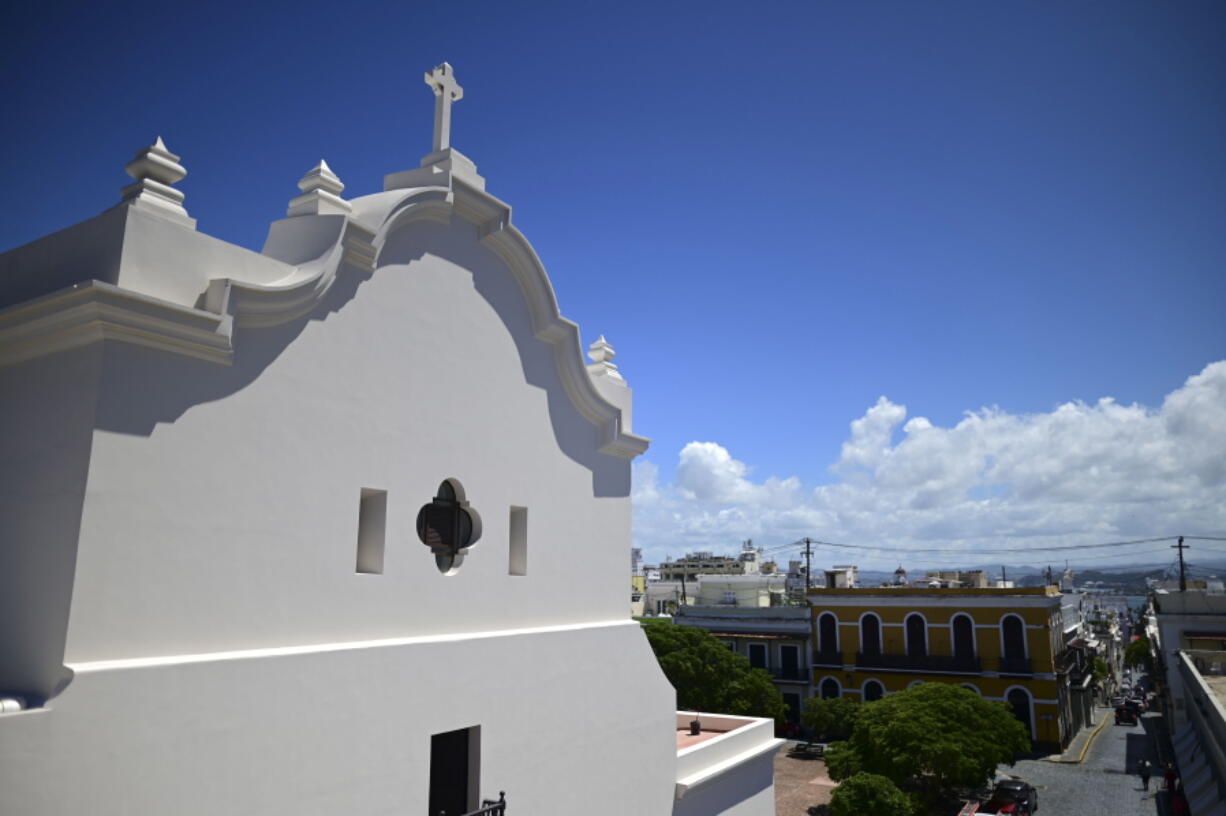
<box><xmin>1045</xmin><ymin>704</ymin><xmax>1111</xmax><ymax>764</ymax></box>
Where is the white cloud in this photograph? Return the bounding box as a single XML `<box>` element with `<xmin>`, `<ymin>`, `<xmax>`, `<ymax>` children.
<box><xmin>632</xmin><ymin>361</ymin><xmax>1226</xmax><ymax>568</ymax></box>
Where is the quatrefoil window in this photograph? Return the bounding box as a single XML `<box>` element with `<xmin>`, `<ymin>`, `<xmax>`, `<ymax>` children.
<box><xmin>416</xmin><ymin>479</ymin><xmax>481</xmax><ymax>574</ymax></box>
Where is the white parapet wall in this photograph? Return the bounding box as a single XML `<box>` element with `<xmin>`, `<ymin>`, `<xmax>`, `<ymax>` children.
<box><xmin>673</xmin><ymin>712</ymin><xmax>783</xmax><ymax>816</ymax></box>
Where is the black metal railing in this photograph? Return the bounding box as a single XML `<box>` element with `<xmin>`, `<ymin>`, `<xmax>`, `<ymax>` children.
<box><xmin>998</xmin><ymin>656</ymin><xmax>1033</xmax><ymax>675</ymax></box>
<box><xmin>455</xmin><ymin>792</ymin><xmax>506</xmax><ymax>816</ymax></box>
<box><xmin>855</xmin><ymin>652</ymin><xmax>982</xmax><ymax>674</ymax></box>
<box><xmin>812</xmin><ymin>649</ymin><xmax>843</xmax><ymax>667</ymax></box>
<box><xmin>768</xmin><ymin>666</ymin><xmax>810</xmax><ymax>681</ymax></box>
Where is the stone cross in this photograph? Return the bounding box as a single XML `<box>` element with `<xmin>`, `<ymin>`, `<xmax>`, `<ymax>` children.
<box><xmin>424</xmin><ymin>62</ymin><xmax>464</xmax><ymax>153</ymax></box>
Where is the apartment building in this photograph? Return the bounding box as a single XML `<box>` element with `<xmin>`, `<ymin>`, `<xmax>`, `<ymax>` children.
<box><xmin>808</xmin><ymin>585</ymin><xmax>1073</xmax><ymax>751</ymax></box>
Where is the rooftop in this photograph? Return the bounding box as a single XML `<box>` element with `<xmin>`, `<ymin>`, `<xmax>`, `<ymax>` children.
<box><xmin>673</xmin><ymin>712</ymin><xmax>783</xmax><ymax>800</ymax></box>
<box><xmin>807</xmin><ymin>586</ymin><xmax>1059</xmax><ymax>597</ymax></box>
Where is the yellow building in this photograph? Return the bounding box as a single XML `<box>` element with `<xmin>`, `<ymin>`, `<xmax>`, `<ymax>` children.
<box><xmin>807</xmin><ymin>586</ymin><xmax>1072</xmax><ymax>751</ymax></box>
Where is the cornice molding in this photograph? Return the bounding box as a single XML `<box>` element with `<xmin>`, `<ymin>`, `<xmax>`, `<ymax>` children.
<box><xmin>377</xmin><ymin>184</ymin><xmax>649</xmax><ymax>460</ymax></box>
<box><xmin>0</xmin><ymin>281</ymin><xmax>232</xmax><ymax>367</ymax></box>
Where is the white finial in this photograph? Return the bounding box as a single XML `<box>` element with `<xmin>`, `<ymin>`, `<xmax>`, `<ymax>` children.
<box><xmin>588</xmin><ymin>335</ymin><xmax>615</xmax><ymax>363</ymax></box>
<box><xmin>424</xmin><ymin>62</ymin><xmax>464</xmax><ymax>153</ymax></box>
<box><xmin>587</xmin><ymin>335</ymin><xmax>624</xmax><ymax>381</ymax></box>
<box><xmin>120</xmin><ymin>137</ymin><xmax>194</xmax><ymax>227</ymax></box>
<box><xmin>287</xmin><ymin>159</ymin><xmax>351</xmax><ymax>217</ymax></box>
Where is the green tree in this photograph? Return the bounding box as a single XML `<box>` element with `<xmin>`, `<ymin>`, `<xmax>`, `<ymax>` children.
<box><xmin>1092</xmin><ymin>657</ymin><xmax>1110</xmax><ymax>682</ymax></box>
<box><xmin>1124</xmin><ymin>637</ymin><xmax>1153</xmax><ymax>673</ymax></box>
<box><xmin>829</xmin><ymin>773</ymin><xmax>913</xmax><ymax>816</ymax></box>
<box><xmin>802</xmin><ymin>695</ymin><xmax>861</xmax><ymax>741</ymax></box>
<box><xmin>641</xmin><ymin>620</ymin><xmax>787</xmax><ymax>722</ymax></box>
<box><xmin>825</xmin><ymin>683</ymin><xmax>1029</xmax><ymax>804</ymax></box>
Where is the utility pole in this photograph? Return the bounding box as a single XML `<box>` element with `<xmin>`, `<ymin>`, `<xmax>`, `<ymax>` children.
<box><xmin>1045</xmin><ymin>565</ymin><xmax>1054</xmax><ymax>586</ymax></box>
<box><xmin>1001</xmin><ymin>565</ymin><xmax>1007</xmax><ymax>586</ymax></box>
<box><xmin>1172</xmin><ymin>536</ymin><xmax>1188</xmax><ymax>592</ymax></box>
<box><xmin>802</xmin><ymin>538</ymin><xmax>814</xmax><ymax>590</ymax></box>
<box><xmin>680</xmin><ymin>569</ymin><xmax>688</xmax><ymax>607</ymax></box>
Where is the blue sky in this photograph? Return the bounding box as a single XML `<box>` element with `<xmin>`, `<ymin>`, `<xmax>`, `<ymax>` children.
<box><xmin>6</xmin><ymin>1</ymin><xmax>1225</xmax><ymax>568</ymax></box>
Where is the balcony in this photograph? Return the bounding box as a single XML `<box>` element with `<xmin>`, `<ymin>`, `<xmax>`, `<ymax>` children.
<box><xmin>855</xmin><ymin>652</ymin><xmax>982</xmax><ymax>674</ymax></box>
<box><xmin>812</xmin><ymin>649</ymin><xmax>844</xmax><ymax>668</ymax></box>
<box><xmin>767</xmin><ymin>666</ymin><xmax>810</xmax><ymax>682</ymax></box>
<box><xmin>998</xmin><ymin>656</ymin><xmax>1033</xmax><ymax>675</ymax></box>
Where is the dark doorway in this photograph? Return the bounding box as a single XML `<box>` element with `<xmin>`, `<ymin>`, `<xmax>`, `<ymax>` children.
<box><xmin>819</xmin><ymin>613</ymin><xmax>838</xmax><ymax>652</ymax></box>
<box><xmin>861</xmin><ymin>615</ymin><xmax>881</xmax><ymax>654</ymax></box>
<box><xmin>953</xmin><ymin>615</ymin><xmax>975</xmax><ymax>659</ymax></box>
<box><xmin>747</xmin><ymin>642</ymin><xmax>767</xmax><ymax>669</ymax></box>
<box><xmin>1002</xmin><ymin>616</ymin><xmax>1026</xmax><ymax>660</ymax></box>
<box><xmin>906</xmin><ymin>614</ymin><xmax>927</xmax><ymax>658</ymax></box>
<box><xmin>781</xmin><ymin>645</ymin><xmax>800</xmax><ymax>676</ymax></box>
<box><xmin>1007</xmin><ymin>688</ymin><xmax>1033</xmax><ymax>741</ymax></box>
<box><xmin>430</xmin><ymin>726</ymin><xmax>477</xmax><ymax>816</ymax></box>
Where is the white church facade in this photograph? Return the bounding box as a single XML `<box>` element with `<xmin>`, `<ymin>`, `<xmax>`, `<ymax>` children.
<box><xmin>0</xmin><ymin>65</ymin><xmax>780</xmax><ymax>815</ymax></box>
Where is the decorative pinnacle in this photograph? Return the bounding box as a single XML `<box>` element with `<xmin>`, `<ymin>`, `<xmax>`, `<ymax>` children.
<box><xmin>124</xmin><ymin>136</ymin><xmax>187</xmax><ymax>186</ymax></box>
<box><xmin>297</xmin><ymin>159</ymin><xmax>344</xmax><ymax>195</ymax></box>
<box><xmin>586</xmin><ymin>335</ymin><xmax>624</xmax><ymax>381</ymax></box>
<box><xmin>120</xmin><ymin>137</ymin><xmax>194</xmax><ymax>227</ymax></box>
<box><xmin>287</xmin><ymin>159</ymin><xmax>351</xmax><ymax>217</ymax></box>
<box><xmin>588</xmin><ymin>335</ymin><xmax>616</xmax><ymax>364</ymax></box>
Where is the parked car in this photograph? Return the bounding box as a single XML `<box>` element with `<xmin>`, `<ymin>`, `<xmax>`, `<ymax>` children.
<box><xmin>1115</xmin><ymin>706</ymin><xmax>1139</xmax><ymax>726</ymax></box>
<box><xmin>984</xmin><ymin>778</ymin><xmax>1038</xmax><ymax>814</ymax></box>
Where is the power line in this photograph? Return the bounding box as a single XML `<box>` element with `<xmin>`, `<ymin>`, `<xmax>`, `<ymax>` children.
<box><xmin>801</xmin><ymin>535</ymin><xmax>1177</xmax><ymax>554</ymax></box>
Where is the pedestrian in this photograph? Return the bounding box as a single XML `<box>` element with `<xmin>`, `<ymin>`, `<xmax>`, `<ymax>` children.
<box><xmin>1138</xmin><ymin>758</ymin><xmax>1151</xmax><ymax>791</ymax></box>
<box><xmin>1164</xmin><ymin>763</ymin><xmax>1177</xmax><ymax>793</ymax></box>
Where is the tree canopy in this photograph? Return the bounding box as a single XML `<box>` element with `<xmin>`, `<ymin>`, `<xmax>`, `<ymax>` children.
<box><xmin>1124</xmin><ymin>637</ymin><xmax>1154</xmax><ymax>673</ymax></box>
<box><xmin>825</xmin><ymin>682</ymin><xmax>1029</xmax><ymax>802</ymax></box>
<box><xmin>641</xmin><ymin>620</ymin><xmax>786</xmax><ymax>722</ymax></box>
<box><xmin>829</xmin><ymin>772</ymin><xmax>913</xmax><ymax>816</ymax></box>
<box><xmin>802</xmin><ymin>695</ymin><xmax>861</xmax><ymax>741</ymax></box>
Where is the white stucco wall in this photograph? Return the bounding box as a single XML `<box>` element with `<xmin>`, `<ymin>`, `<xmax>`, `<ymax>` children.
<box><xmin>63</xmin><ymin>212</ymin><xmax>633</xmax><ymax>663</ymax></box>
<box><xmin>0</xmin><ymin>174</ymin><xmax>680</xmax><ymax>814</ymax></box>
<box><xmin>2</xmin><ymin>622</ymin><xmax>677</xmax><ymax>815</ymax></box>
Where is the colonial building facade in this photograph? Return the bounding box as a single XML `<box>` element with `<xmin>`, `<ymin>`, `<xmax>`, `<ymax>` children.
<box><xmin>808</xmin><ymin>586</ymin><xmax>1072</xmax><ymax>751</ymax></box>
<box><xmin>0</xmin><ymin>64</ymin><xmax>779</xmax><ymax>816</ymax></box>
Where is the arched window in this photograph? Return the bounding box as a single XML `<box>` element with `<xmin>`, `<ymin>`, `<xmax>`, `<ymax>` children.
<box><xmin>952</xmin><ymin>614</ymin><xmax>975</xmax><ymax>659</ymax></box>
<box><xmin>860</xmin><ymin>613</ymin><xmax>881</xmax><ymax>655</ymax></box>
<box><xmin>905</xmin><ymin>613</ymin><xmax>928</xmax><ymax>658</ymax></box>
<box><xmin>1001</xmin><ymin>615</ymin><xmax>1026</xmax><ymax>660</ymax></box>
<box><xmin>960</xmin><ymin>683</ymin><xmax>981</xmax><ymax>696</ymax></box>
<box><xmin>818</xmin><ymin>612</ymin><xmax>838</xmax><ymax>654</ymax></box>
<box><xmin>1007</xmin><ymin>687</ymin><xmax>1034</xmax><ymax>740</ymax></box>
<box><xmin>820</xmin><ymin>677</ymin><xmax>841</xmax><ymax>699</ymax></box>
<box><xmin>863</xmin><ymin>679</ymin><xmax>884</xmax><ymax>702</ymax></box>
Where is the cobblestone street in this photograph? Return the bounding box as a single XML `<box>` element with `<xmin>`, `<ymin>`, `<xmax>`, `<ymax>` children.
<box><xmin>1008</xmin><ymin>706</ymin><xmax>1173</xmax><ymax>816</ymax></box>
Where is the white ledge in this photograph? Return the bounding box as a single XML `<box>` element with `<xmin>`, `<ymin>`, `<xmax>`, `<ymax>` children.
<box><xmin>0</xmin><ymin>280</ymin><xmax>232</xmax><ymax>367</ymax></box>
<box><xmin>66</xmin><ymin>618</ymin><xmax>641</xmax><ymax>674</ymax></box>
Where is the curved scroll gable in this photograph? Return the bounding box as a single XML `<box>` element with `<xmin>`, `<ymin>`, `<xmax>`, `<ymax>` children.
<box><xmin>374</xmin><ymin>183</ymin><xmax>649</xmax><ymax>461</ymax></box>
<box><xmin>204</xmin><ymin>218</ymin><xmax>377</xmax><ymax>329</ymax></box>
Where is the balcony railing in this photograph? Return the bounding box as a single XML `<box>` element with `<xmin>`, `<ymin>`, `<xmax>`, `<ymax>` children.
<box><xmin>767</xmin><ymin>666</ymin><xmax>810</xmax><ymax>682</ymax></box>
<box><xmin>998</xmin><ymin>656</ymin><xmax>1033</xmax><ymax>675</ymax></box>
<box><xmin>855</xmin><ymin>652</ymin><xmax>982</xmax><ymax>674</ymax></box>
<box><xmin>812</xmin><ymin>650</ymin><xmax>844</xmax><ymax>667</ymax></box>
<box><xmin>456</xmin><ymin>793</ymin><xmax>506</xmax><ymax>816</ymax></box>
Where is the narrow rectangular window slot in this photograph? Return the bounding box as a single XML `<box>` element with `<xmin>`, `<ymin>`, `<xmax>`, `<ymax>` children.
<box><xmin>355</xmin><ymin>488</ymin><xmax>387</xmax><ymax>574</ymax></box>
<box><xmin>508</xmin><ymin>506</ymin><xmax>527</xmax><ymax>576</ymax></box>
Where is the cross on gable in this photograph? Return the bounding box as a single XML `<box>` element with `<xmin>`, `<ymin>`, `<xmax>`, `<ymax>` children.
<box><xmin>424</xmin><ymin>62</ymin><xmax>464</xmax><ymax>153</ymax></box>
